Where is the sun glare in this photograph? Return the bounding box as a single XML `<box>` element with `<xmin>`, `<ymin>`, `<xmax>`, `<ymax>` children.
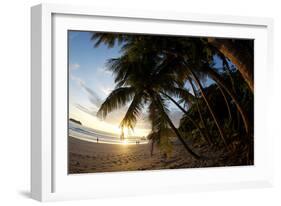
<box><xmin>122</xmin><ymin>139</ymin><xmax>128</xmax><ymax>145</ymax></box>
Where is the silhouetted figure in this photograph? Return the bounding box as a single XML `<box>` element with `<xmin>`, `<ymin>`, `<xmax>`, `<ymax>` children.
<box><xmin>162</xmin><ymin>153</ymin><xmax>168</xmax><ymax>163</ymax></box>
<box><xmin>97</xmin><ymin>138</ymin><xmax>99</xmax><ymax>143</ymax></box>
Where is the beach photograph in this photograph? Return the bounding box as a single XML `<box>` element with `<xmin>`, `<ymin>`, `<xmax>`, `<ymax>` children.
<box><xmin>68</xmin><ymin>31</ymin><xmax>254</xmax><ymax>174</ymax></box>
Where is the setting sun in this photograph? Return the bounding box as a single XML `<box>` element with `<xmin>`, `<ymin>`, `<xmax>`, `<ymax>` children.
<box><xmin>122</xmin><ymin>139</ymin><xmax>128</xmax><ymax>145</ymax></box>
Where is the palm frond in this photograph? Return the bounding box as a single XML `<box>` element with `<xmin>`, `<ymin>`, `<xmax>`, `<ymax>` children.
<box><xmin>97</xmin><ymin>87</ymin><xmax>136</xmax><ymax>119</ymax></box>
<box><xmin>120</xmin><ymin>92</ymin><xmax>145</xmax><ymax>130</ymax></box>
<box><xmin>91</xmin><ymin>33</ymin><xmax>128</xmax><ymax>48</ymax></box>
<box><xmin>164</xmin><ymin>87</ymin><xmax>195</xmax><ymax>106</ymax></box>
<box><xmin>107</xmin><ymin>56</ymin><xmax>135</xmax><ymax>85</ymax></box>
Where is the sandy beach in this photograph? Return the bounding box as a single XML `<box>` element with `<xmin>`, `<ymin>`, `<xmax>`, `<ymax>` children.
<box><xmin>68</xmin><ymin>135</ymin><xmax>252</xmax><ymax>174</ymax></box>
<box><xmin>68</xmin><ymin>136</ymin><xmax>203</xmax><ymax>174</ymax></box>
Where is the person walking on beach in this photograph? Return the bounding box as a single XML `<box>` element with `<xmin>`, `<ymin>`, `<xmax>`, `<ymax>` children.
<box><xmin>97</xmin><ymin>138</ymin><xmax>99</xmax><ymax>143</ymax></box>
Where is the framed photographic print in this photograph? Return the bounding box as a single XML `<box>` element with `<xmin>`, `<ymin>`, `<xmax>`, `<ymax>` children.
<box><xmin>31</xmin><ymin>3</ymin><xmax>274</xmax><ymax>201</ymax></box>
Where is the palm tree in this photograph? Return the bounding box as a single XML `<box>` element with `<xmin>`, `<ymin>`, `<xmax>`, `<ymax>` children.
<box><xmin>97</xmin><ymin>53</ymin><xmax>201</xmax><ymax>159</ymax></box>
<box><xmin>204</xmin><ymin>65</ymin><xmax>250</xmax><ymax>134</ymax></box>
<box><xmin>184</xmin><ymin>64</ymin><xmax>229</xmax><ymax>148</ymax></box>
<box><xmin>160</xmin><ymin>90</ymin><xmax>210</xmax><ymax>145</ymax></box>
<box><xmin>188</xmin><ymin>77</ymin><xmax>213</xmax><ymax>145</ymax></box>
<box><xmin>136</xmin><ymin>37</ymin><xmax>242</xmax><ymax>148</ymax></box>
<box><xmin>156</xmin><ymin>38</ymin><xmax>251</xmax><ymax>135</ymax></box>
<box><xmin>207</xmin><ymin>38</ymin><xmax>254</xmax><ymax>92</ymax></box>
<box><xmin>91</xmin><ymin>32</ymin><xmax>252</xmax><ymax>150</ymax></box>
<box><xmin>208</xmin><ymin>43</ymin><xmax>243</xmax><ymax>124</ymax></box>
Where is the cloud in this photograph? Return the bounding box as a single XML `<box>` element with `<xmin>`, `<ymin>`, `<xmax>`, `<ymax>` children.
<box><xmin>69</xmin><ymin>63</ymin><xmax>80</xmax><ymax>70</ymax></box>
<box><xmin>71</xmin><ymin>74</ymin><xmax>183</xmax><ymax>130</ymax></box>
<box><xmin>82</xmin><ymin>85</ymin><xmax>102</xmax><ymax>107</ymax></box>
<box><xmin>99</xmin><ymin>86</ymin><xmax>113</xmax><ymax>96</ymax></box>
<box><xmin>97</xmin><ymin>66</ymin><xmax>112</xmax><ymax>76</ymax></box>
<box><xmin>74</xmin><ymin>96</ymin><xmax>181</xmax><ymax>131</ymax></box>
<box><xmin>70</xmin><ymin>75</ymin><xmax>102</xmax><ymax>108</ymax></box>
<box><xmin>75</xmin><ymin>104</ymin><xmax>97</xmax><ymax>117</ymax></box>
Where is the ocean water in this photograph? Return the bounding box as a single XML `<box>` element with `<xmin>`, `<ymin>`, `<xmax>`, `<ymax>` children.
<box><xmin>69</xmin><ymin>121</ymin><xmax>149</xmax><ymax>145</ymax></box>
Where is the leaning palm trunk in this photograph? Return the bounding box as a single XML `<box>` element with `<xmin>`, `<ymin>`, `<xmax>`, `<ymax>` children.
<box><xmin>208</xmin><ymin>38</ymin><xmax>254</xmax><ymax>92</ymax></box>
<box><xmin>222</xmin><ymin>57</ymin><xmax>242</xmax><ymax>131</ymax></box>
<box><xmin>188</xmin><ymin>77</ymin><xmax>213</xmax><ymax>145</ymax></box>
<box><xmin>153</xmin><ymin>93</ymin><xmax>202</xmax><ymax>160</ymax></box>
<box><xmin>221</xmin><ymin>54</ymin><xmax>236</xmax><ymax>92</ymax></box>
<box><xmin>185</xmin><ymin>65</ymin><xmax>229</xmax><ymax>149</ymax></box>
<box><xmin>206</xmin><ymin>67</ymin><xmax>250</xmax><ymax>134</ymax></box>
<box><xmin>160</xmin><ymin>91</ymin><xmax>210</xmax><ymax>145</ymax></box>
<box><xmin>217</xmin><ymin>85</ymin><xmax>232</xmax><ymax>123</ymax></box>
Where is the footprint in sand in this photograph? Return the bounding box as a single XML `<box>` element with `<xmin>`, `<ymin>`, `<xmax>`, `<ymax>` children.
<box><xmin>112</xmin><ymin>160</ymin><xmax>118</xmax><ymax>164</ymax></box>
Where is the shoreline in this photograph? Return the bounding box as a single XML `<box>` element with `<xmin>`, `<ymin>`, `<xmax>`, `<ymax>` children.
<box><xmin>69</xmin><ymin>135</ymin><xmax>149</xmax><ymax>145</ymax></box>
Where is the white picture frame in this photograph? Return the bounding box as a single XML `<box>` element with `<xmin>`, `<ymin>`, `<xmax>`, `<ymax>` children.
<box><xmin>31</xmin><ymin>3</ymin><xmax>274</xmax><ymax>202</ymax></box>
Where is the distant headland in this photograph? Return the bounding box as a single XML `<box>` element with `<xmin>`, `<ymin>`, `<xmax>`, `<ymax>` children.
<box><xmin>69</xmin><ymin>118</ymin><xmax>82</xmax><ymax>125</ymax></box>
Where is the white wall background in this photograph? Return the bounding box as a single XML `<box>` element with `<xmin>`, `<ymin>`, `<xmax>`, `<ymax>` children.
<box><xmin>0</xmin><ymin>0</ymin><xmax>280</xmax><ymax>205</ymax></box>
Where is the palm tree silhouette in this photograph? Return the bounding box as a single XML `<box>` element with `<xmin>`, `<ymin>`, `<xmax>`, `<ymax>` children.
<box><xmin>91</xmin><ymin>32</ymin><xmax>253</xmax><ymax>157</ymax></box>
<box><xmin>207</xmin><ymin>38</ymin><xmax>254</xmax><ymax>92</ymax></box>
<box><xmin>97</xmin><ymin>52</ymin><xmax>201</xmax><ymax>159</ymax></box>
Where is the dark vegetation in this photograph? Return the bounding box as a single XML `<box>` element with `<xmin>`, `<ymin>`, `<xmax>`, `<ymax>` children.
<box><xmin>90</xmin><ymin>33</ymin><xmax>254</xmax><ymax>166</ymax></box>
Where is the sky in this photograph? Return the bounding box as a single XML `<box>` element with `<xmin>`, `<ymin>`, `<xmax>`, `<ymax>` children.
<box><xmin>68</xmin><ymin>31</ymin><xmax>221</xmax><ymax>137</ymax></box>
<box><xmin>68</xmin><ymin>31</ymin><xmax>152</xmax><ymax>137</ymax></box>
